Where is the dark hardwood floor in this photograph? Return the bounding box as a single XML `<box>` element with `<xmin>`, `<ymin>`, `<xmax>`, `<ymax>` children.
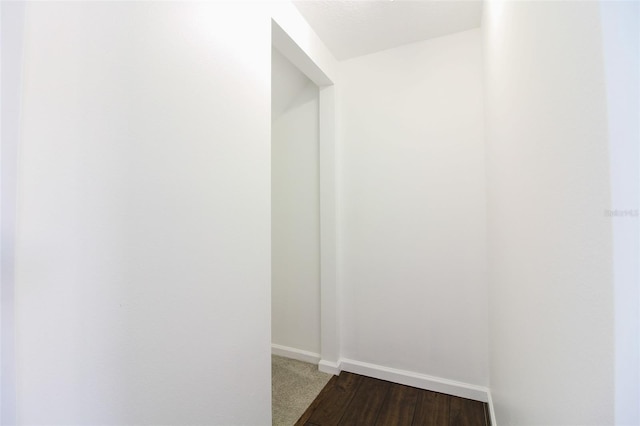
<box><xmin>295</xmin><ymin>372</ymin><xmax>490</xmax><ymax>426</ymax></box>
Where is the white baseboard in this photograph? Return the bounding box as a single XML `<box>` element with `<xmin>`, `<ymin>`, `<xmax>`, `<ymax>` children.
<box><xmin>339</xmin><ymin>358</ymin><xmax>489</xmax><ymax>403</ymax></box>
<box><xmin>271</xmin><ymin>349</ymin><xmax>494</xmax><ymax>410</ymax></box>
<box><xmin>487</xmin><ymin>389</ymin><xmax>497</xmax><ymax>425</ymax></box>
<box><xmin>318</xmin><ymin>359</ymin><xmax>341</xmax><ymax>375</ymax></box>
<box><xmin>271</xmin><ymin>344</ymin><xmax>321</xmax><ymax>365</ymax></box>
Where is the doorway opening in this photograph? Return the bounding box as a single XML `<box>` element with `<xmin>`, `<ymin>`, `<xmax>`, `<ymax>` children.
<box><xmin>270</xmin><ymin>18</ymin><xmax>338</xmax><ymax>425</ymax></box>
<box><xmin>270</xmin><ymin>18</ymin><xmax>339</xmax><ymax>373</ymax></box>
<box><xmin>271</xmin><ymin>46</ymin><xmax>321</xmax><ymax>361</ymax></box>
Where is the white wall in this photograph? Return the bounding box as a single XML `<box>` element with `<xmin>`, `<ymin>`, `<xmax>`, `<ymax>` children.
<box><xmin>337</xmin><ymin>29</ymin><xmax>488</xmax><ymax>387</ymax></box>
<box><xmin>600</xmin><ymin>2</ymin><xmax>640</xmax><ymax>423</ymax></box>
<box><xmin>271</xmin><ymin>48</ymin><xmax>321</xmax><ymax>356</ymax></box>
<box><xmin>1</xmin><ymin>2</ymin><xmax>25</xmax><ymax>423</ymax></box>
<box><xmin>483</xmin><ymin>1</ymin><xmax>616</xmax><ymax>424</ymax></box>
<box><xmin>14</xmin><ymin>3</ymin><xmax>272</xmax><ymax>424</ymax></box>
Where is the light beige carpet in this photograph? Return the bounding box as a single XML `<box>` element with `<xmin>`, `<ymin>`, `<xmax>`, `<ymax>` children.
<box><xmin>272</xmin><ymin>355</ymin><xmax>332</xmax><ymax>426</ymax></box>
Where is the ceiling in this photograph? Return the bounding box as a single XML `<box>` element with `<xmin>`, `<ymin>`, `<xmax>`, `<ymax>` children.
<box><xmin>293</xmin><ymin>0</ymin><xmax>483</xmax><ymax>61</ymax></box>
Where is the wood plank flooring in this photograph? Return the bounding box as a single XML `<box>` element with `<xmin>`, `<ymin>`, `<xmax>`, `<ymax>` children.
<box><xmin>295</xmin><ymin>372</ymin><xmax>490</xmax><ymax>426</ymax></box>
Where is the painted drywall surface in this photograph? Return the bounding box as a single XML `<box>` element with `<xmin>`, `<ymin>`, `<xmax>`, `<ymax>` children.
<box><xmin>600</xmin><ymin>2</ymin><xmax>640</xmax><ymax>423</ymax></box>
<box><xmin>272</xmin><ymin>48</ymin><xmax>313</xmax><ymax>120</ymax></box>
<box><xmin>271</xmin><ymin>2</ymin><xmax>338</xmax><ymax>86</ymax></box>
<box><xmin>293</xmin><ymin>0</ymin><xmax>483</xmax><ymax>61</ymax></box>
<box><xmin>483</xmin><ymin>1</ymin><xmax>615</xmax><ymax>424</ymax></box>
<box><xmin>337</xmin><ymin>29</ymin><xmax>488</xmax><ymax>387</ymax></box>
<box><xmin>1</xmin><ymin>2</ymin><xmax>25</xmax><ymax>423</ymax></box>
<box><xmin>271</xmin><ymin>48</ymin><xmax>321</xmax><ymax>355</ymax></box>
<box><xmin>15</xmin><ymin>3</ymin><xmax>271</xmax><ymax>424</ymax></box>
